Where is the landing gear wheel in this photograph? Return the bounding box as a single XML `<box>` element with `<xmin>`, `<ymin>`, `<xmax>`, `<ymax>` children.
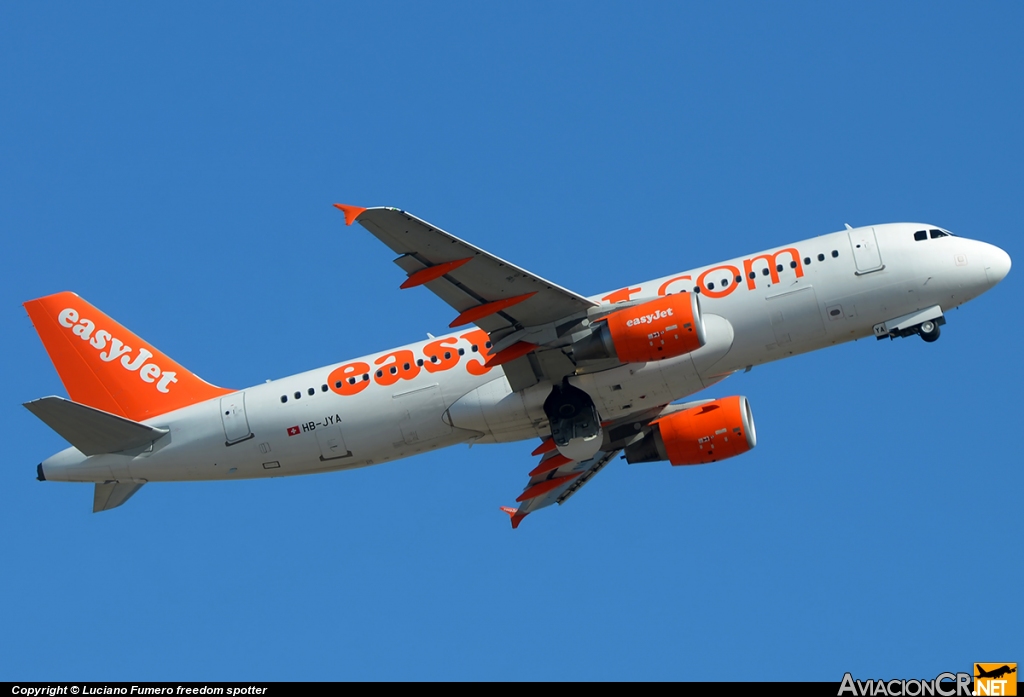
<box><xmin>919</xmin><ymin>320</ymin><xmax>940</xmax><ymax>343</ymax></box>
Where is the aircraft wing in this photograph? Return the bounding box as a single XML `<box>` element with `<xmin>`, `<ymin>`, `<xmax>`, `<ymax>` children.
<box><xmin>502</xmin><ymin>447</ymin><xmax>620</xmax><ymax>528</ymax></box>
<box><xmin>338</xmin><ymin>205</ymin><xmax>599</xmax><ymax>389</ymax></box>
<box><xmin>500</xmin><ymin>404</ymin><xmax>694</xmax><ymax>528</ymax></box>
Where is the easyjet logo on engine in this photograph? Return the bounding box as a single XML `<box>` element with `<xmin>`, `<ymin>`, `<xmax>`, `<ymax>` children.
<box><xmin>57</xmin><ymin>307</ymin><xmax>178</xmax><ymax>393</ymax></box>
<box><xmin>626</xmin><ymin>308</ymin><xmax>673</xmax><ymax>327</ymax></box>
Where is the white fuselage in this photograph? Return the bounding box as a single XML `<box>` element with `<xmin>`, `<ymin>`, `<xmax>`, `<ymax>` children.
<box><xmin>39</xmin><ymin>223</ymin><xmax>1010</xmax><ymax>484</ymax></box>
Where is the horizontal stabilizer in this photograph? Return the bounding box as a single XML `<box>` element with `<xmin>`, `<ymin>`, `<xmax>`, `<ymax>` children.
<box><xmin>24</xmin><ymin>396</ymin><xmax>168</xmax><ymax>456</ymax></box>
<box><xmin>94</xmin><ymin>481</ymin><xmax>144</xmax><ymax>512</ymax></box>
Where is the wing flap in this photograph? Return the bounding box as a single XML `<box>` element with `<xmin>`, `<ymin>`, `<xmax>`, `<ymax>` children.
<box><xmin>25</xmin><ymin>396</ymin><xmax>169</xmax><ymax>456</ymax></box>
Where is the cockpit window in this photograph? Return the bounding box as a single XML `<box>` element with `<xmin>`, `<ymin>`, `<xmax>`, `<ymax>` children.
<box><xmin>916</xmin><ymin>228</ymin><xmax>953</xmax><ymax>241</ymax></box>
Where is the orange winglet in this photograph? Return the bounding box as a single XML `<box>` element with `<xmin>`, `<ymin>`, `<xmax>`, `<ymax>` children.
<box><xmin>500</xmin><ymin>506</ymin><xmax>529</xmax><ymax>529</ymax></box>
<box><xmin>400</xmin><ymin>257</ymin><xmax>473</xmax><ymax>289</ymax></box>
<box><xmin>333</xmin><ymin>203</ymin><xmax>367</xmax><ymax>226</ymax></box>
<box><xmin>516</xmin><ymin>471</ymin><xmax>583</xmax><ymax>503</ymax></box>
<box><xmin>483</xmin><ymin>341</ymin><xmax>537</xmax><ymax>368</ymax></box>
<box><xmin>449</xmin><ymin>292</ymin><xmax>537</xmax><ymax>328</ymax></box>
<box><xmin>529</xmin><ymin>453</ymin><xmax>572</xmax><ymax>477</ymax></box>
<box><xmin>531</xmin><ymin>438</ymin><xmax>556</xmax><ymax>457</ymax></box>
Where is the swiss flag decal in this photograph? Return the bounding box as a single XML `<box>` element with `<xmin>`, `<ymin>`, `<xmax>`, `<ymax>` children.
<box><xmin>287</xmin><ymin>425</ymin><xmax>301</xmax><ymax>436</ymax></box>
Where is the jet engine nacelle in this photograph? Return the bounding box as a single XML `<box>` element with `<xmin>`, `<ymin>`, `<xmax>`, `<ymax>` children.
<box><xmin>624</xmin><ymin>396</ymin><xmax>756</xmax><ymax>466</ymax></box>
<box><xmin>573</xmin><ymin>294</ymin><xmax>706</xmax><ymax>363</ymax></box>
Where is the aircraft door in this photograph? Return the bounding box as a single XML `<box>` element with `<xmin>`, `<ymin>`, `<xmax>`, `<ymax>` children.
<box><xmin>849</xmin><ymin>228</ymin><xmax>884</xmax><ymax>274</ymax></box>
<box><xmin>316</xmin><ymin>424</ymin><xmax>352</xmax><ymax>461</ymax></box>
<box><xmin>220</xmin><ymin>393</ymin><xmax>253</xmax><ymax>445</ymax></box>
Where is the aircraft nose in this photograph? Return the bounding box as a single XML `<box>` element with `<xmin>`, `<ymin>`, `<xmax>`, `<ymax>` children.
<box><xmin>985</xmin><ymin>245</ymin><xmax>1012</xmax><ymax>286</ymax></box>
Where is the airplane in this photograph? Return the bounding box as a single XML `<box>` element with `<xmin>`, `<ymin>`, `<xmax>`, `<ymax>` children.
<box><xmin>976</xmin><ymin>665</ymin><xmax>1016</xmax><ymax>680</ymax></box>
<box><xmin>23</xmin><ymin>205</ymin><xmax>1011</xmax><ymax>527</ymax></box>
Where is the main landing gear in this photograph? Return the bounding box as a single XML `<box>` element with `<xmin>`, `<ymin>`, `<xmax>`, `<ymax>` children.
<box><xmin>918</xmin><ymin>320</ymin><xmax>941</xmax><ymax>343</ymax></box>
<box><xmin>543</xmin><ymin>380</ymin><xmax>603</xmax><ymax>462</ymax></box>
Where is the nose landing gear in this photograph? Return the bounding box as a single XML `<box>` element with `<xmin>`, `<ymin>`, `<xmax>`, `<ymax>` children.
<box><xmin>873</xmin><ymin>305</ymin><xmax>946</xmax><ymax>343</ymax></box>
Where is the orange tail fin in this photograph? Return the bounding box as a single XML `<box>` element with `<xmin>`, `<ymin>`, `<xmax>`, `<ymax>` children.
<box><xmin>24</xmin><ymin>291</ymin><xmax>231</xmax><ymax>421</ymax></box>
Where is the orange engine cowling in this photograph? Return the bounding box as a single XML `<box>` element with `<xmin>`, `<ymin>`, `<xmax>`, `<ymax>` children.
<box><xmin>573</xmin><ymin>293</ymin><xmax>706</xmax><ymax>363</ymax></box>
<box><xmin>624</xmin><ymin>396</ymin><xmax>757</xmax><ymax>466</ymax></box>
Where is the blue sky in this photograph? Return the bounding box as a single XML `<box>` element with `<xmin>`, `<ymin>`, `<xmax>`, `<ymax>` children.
<box><xmin>2</xmin><ymin>2</ymin><xmax>1020</xmax><ymax>681</ymax></box>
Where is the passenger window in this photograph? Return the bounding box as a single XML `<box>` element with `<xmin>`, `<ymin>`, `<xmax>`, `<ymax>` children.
<box><xmin>376</xmin><ymin>370</ymin><xmax>383</xmax><ymax>378</ymax></box>
<box><xmin>321</xmin><ymin>384</ymin><xmax>328</xmax><ymax>392</ymax></box>
<box><xmin>362</xmin><ymin>374</ymin><xmax>369</xmax><ymax>381</ymax></box>
<box><xmin>280</xmin><ymin>395</ymin><xmax>287</xmax><ymax>403</ymax></box>
<box><xmin>776</xmin><ymin>264</ymin><xmax>783</xmax><ymax>272</ymax></box>
<box><xmin>471</xmin><ymin>345</ymin><xmax>478</xmax><ymax>352</ymax></box>
<box><xmin>735</xmin><ymin>275</ymin><xmax>742</xmax><ymax>283</ymax></box>
<box><xmin>762</xmin><ymin>268</ymin><xmax>770</xmax><ymax>276</ymax></box>
<box><xmin>294</xmin><ymin>392</ymin><xmax>301</xmax><ymax>400</ymax></box>
<box><xmin>748</xmin><ymin>271</ymin><xmax>756</xmax><ymax>279</ymax></box>
<box><xmin>831</xmin><ymin>250</ymin><xmax>839</xmax><ymax>258</ymax></box>
<box><xmin>458</xmin><ymin>348</ymin><xmax>465</xmax><ymax>356</ymax></box>
<box><xmin>335</xmin><ymin>381</ymin><xmax>343</xmax><ymax>388</ymax></box>
<box><xmin>914</xmin><ymin>230</ymin><xmax>927</xmax><ymax>241</ymax></box>
<box><xmin>790</xmin><ymin>261</ymin><xmax>797</xmax><ymax>269</ymax></box>
<box><xmin>707</xmin><ymin>282</ymin><xmax>715</xmax><ymax>290</ymax></box>
<box><xmin>403</xmin><ymin>362</ymin><xmax>410</xmax><ymax>370</ymax></box>
<box><xmin>417</xmin><ymin>359</ymin><xmax>424</xmax><ymax>366</ymax></box>
<box><xmin>817</xmin><ymin>253</ymin><xmax>825</xmax><ymax>261</ymax></box>
<box><xmin>804</xmin><ymin>257</ymin><xmax>811</xmax><ymax>265</ymax></box>
<box><xmin>308</xmin><ymin>388</ymin><xmax>314</xmax><ymax>396</ymax></box>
